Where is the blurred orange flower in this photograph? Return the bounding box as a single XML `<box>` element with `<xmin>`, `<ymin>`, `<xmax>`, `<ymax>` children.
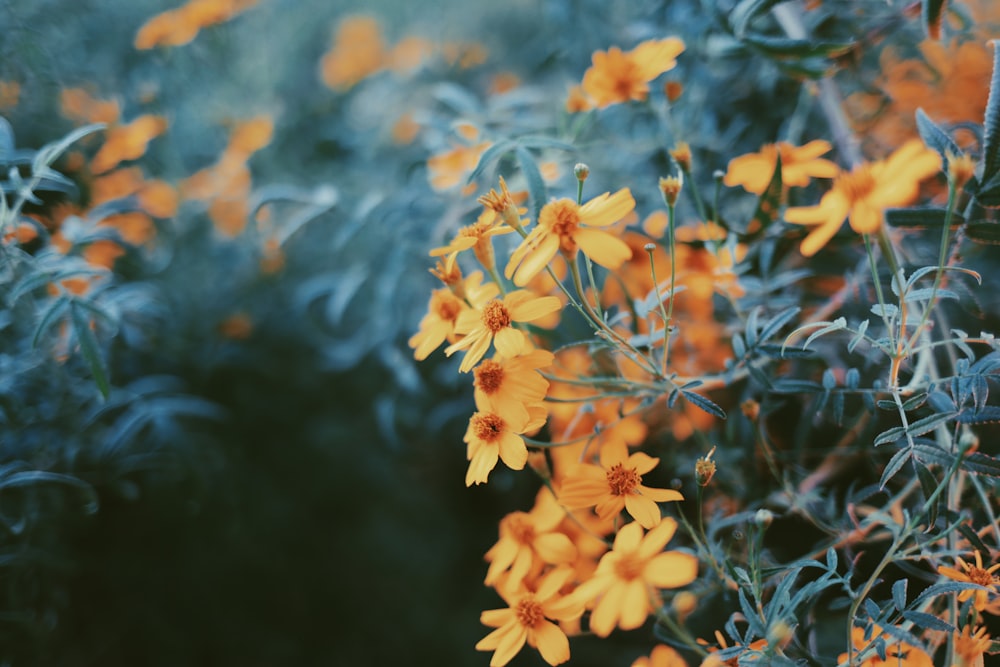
<box><xmin>785</xmin><ymin>139</ymin><xmax>940</xmax><ymax>256</ymax></box>
<box><xmin>634</xmin><ymin>644</ymin><xmax>688</xmax><ymax>667</ymax></box>
<box><xmin>90</xmin><ymin>114</ymin><xmax>168</xmax><ymax>174</ymax></box>
<box><xmin>485</xmin><ymin>490</ymin><xmax>577</xmax><ymax>588</ymax></box>
<box><xmin>135</xmin><ymin>0</ymin><xmax>258</xmax><ymax>49</ymax></box>
<box><xmin>581</xmin><ymin>38</ymin><xmax>685</xmax><ymax>108</ymax></box>
<box><xmin>937</xmin><ymin>551</ymin><xmax>1000</xmax><ymax>612</ymax></box>
<box><xmin>0</xmin><ymin>81</ymin><xmax>20</xmax><ymax>109</ymax></box>
<box><xmin>724</xmin><ymin>140</ymin><xmax>839</xmax><ymax>195</ymax></box>
<box><xmin>838</xmin><ymin>626</ymin><xmax>932</xmax><ymax>667</ymax></box>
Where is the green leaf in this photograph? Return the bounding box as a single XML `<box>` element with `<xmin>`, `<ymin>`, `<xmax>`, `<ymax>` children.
<box><xmin>33</xmin><ymin>123</ymin><xmax>105</xmax><ymax>170</ymax></box>
<box><xmin>515</xmin><ymin>145</ymin><xmax>547</xmax><ymax>221</ymax></box>
<box><xmin>902</xmin><ymin>610</ymin><xmax>954</xmax><ymax>632</ymax></box>
<box><xmin>922</xmin><ymin>0</ymin><xmax>948</xmax><ymax>39</ymax></box>
<box><xmin>730</xmin><ymin>0</ymin><xmax>788</xmax><ymax>37</ymax></box>
<box><xmin>915</xmin><ymin>109</ymin><xmax>959</xmax><ymax>171</ymax></box>
<box><xmin>962</xmin><ymin>451</ymin><xmax>1000</xmax><ymax>477</ymax></box>
<box><xmin>681</xmin><ymin>390</ymin><xmax>727</xmax><ymax>419</ymax></box>
<box><xmin>758</xmin><ymin>306</ymin><xmax>799</xmax><ymax>345</ymax></box>
<box><xmin>879</xmin><ymin>447</ymin><xmax>911</xmax><ymax>488</ymax></box>
<box><xmin>743</xmin><ymin>34</ymin><xmax>855</xmax><ymax>59</ymax></box>
<box><xmin>981</xmin><ymin>40</ymin><xmax>1000</xmax><ymax>183</ymax></box>
<box><xmin>915</xmin><ymin>460</ymin><xmax>940</xmax><ymax>527</ymax></box>
<box><xmin>905</xmin><ymin>411</ymin><xmax>957</xmax><ymax>438</ymax></box>
<box><xmin>964</xmin><ymin>221</ymin><xmax>1000</xmax><ymax>245</ymax></box>
<box><xmin>892</xmin><ymin>579</ymin><xmax>908</xmax><ymax>611</ymax></box>
<box><xmin>516</xmin><ymin>136</ymin><xmax>577</xmax><ymax>152</ymax></box>
<box><xmin>956</xmin><ymin>406</ymin><xmax>1000</xmax><ymax>424</ymax></box>
<box><xmin>31</xmin><ymin>295</ymin><xmax>69</xmax><ymax>348</ymax></box>
<box><xmin>70</xmin><ymin>300</ymin><xmax>110</xmax><ymax>398</ymax></box>
<box><xmin>885</xmin><ymin>207</ymin><xmax>963</xmax><ymax>229</ymax></box>
<box><xmin>466</xmin><ymin>139</ymin><xmax>517</xmax><ymax>183</ymax></box>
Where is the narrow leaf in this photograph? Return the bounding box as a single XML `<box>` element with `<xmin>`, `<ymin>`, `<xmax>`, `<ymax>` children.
<box><xmin>916</xmin><ymin>109</ymin><xmax>959</xmax><ymax>170</ymax></box>
<box><xmin>983</xmin><ymin>40</ymin><xmax>1000</xmax><ymax>182</ymax></box>
<box><xmin>880</xmin><ymin>447</ymin><xmax>911</xmax><ymax>488</ymax></box>
<box><xmin>901</xmin><ymin>610</ymin><xmax>954</xmax><ymax>632</ymax></box>
<box><xmin>515</xmin><ymin>145</ymin><xmax>547</xmax><ymax>221</ymax></box>
<box><xmin>681</xmin><ymin>390</ymin><xmax>727</xmax><ymax>419</ymax></box>
<box><xmin>70</xmin><ymin>300</ymin><xmax>110</xmax><ymax>398</ymax></box>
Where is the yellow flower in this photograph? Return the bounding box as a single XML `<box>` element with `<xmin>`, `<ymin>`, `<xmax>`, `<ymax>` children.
<box><xmin>465</xmin><ymin>396</ymin><xmax>546</xmax><ymax>486</ymax></box>
<box><xmin>474</xmin><ymin>349</ymin><xmax>554</xmax><ymax>424</ymax></box>
<box><xmin>505</xmin><ymin>189</ymin><xmax>635</xmax><ymax>286</ymax></box>
<box><xmin>485</xmin><ymin>490</ymin><xmax>578</xmax><ymax>588</ymax></box>
<box><xmin>569</xmin><ymin>518</ymin><xmax>697</xmax><ymax>637</ymax></box>
<box><xmin>430</xmin><ymin>209</ymin><xmax>515</xmax><ymax>270</ymax></box>
<box><xmin>408</xmin><ymin>270</ymin><xmax>498</xmax><ymax>361</ymax></box>
<box><xmin>953</xmin><ymin>625</ymin><xmax>991</xmax><ymax>667</ymax></box>
<box><xmin>723</xmin><ymin>140</ymin><xmax>839</xmax><ymax>195</ymax></box>
<box><xmin>477</xmin><ymin>567</ymin><xmax>584</xmax><ymax>667</ymax></box>
<box><xmin>784</xmin><ymin>139</ymin><xmax>941</xmax><ymax>256</ymax></box>
<box><xmin>838</xmin><ymin>625</ymin><xmax>932</xmax><ymax>667</ymax></box>
<box><xmin>446</xmin><ymin>291</ymin><xmax>562</xmax><ymax>372</ymax></box>
<box><xmin>581</xmin><ymin>38</ymin><xmax>685</xmax><ymax>108</ymax></box>
<box><xmin>633</xmin><ymin>644</ymin><xmax>689</xmax><ymax>667</ymax></box>
<box><xmin>937</xmin><ymin>551</ymin><xmax>1000</xmax><ymax>612</ymax></box>
<box><xmin>558</xmin><ymin>439</ymin><xmax>683</xmax><ymax>528</ymax></box>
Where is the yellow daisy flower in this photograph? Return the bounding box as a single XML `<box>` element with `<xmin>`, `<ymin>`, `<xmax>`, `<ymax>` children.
<box><xmin>784</xmin><ymin>139</ymin><xmax>940</xmax><ymax>256</ymax></box>
<box><xmin>446</xmin><ymin>291</ymin><xmax>561</xmax><ymax>372</ymax></box>
<box><xmin>558</xmin><ymin>439</ymin><xmax>683</xmax><ymax>528</ymax></box>
<box><xmin>505</xmin><ymin>189</ymin><xmax>635</xmax><ymax>287</ymax></box>
<box><xmin>938</xmin><ymin>551</ymin><xmax>1000</xmax><ymax>612</ymax></box>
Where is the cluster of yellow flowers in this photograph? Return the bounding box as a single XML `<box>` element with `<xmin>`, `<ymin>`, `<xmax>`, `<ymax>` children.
<box><xmin>411</xmin><ymin>23</ymin><xmax>1000</xmax><ymax>664</ymax></box>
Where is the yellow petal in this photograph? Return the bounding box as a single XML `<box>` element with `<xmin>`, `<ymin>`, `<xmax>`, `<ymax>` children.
<box><xmin>466</xmin><ymin>443</ymin><xmax>499</xmax><ymax>486</ymax></box>
<box><xmin>498</xmin><ymin>431</ymin><xmax>528</xmax><ymax>470</ymax></box>
<box><xmin>847</xmin><ymin>200</ymin><xmax>882</xmax><ymax>235</ymax></box>
<box><xmin>494</xmin><ymin>327</ymin><xmax>526</xmax><ymax>358</ymax></box>
<box><xmin>533</xmin><ymin>532</ymin><xmax>577</xmax><ymax>564</ymax></box>
<box><xmin>630</xmin><ymin>38</ymin><xmax>685</xmax><ymax>82</ymax></box>
<box><xmin>491</xmin><ymin>624</ymin><xmax>528</xmax><ymax>667</ymax></box>
<box><xmin>508</xmin><ymin>294</ymin><xmax>562</xmax><ymax>322</ymax></box>
<box><xmin>638</xmin><ymin>517</ymin><xmax>677</xmax><ymax>559</ymax></box>
<box><xmin>625</xmin><ymin>493</ymin><xmax>662</xmax><ymax>528</ymax></box>
<box><xmin>512</xmin><ymin>235</ymin><xmax>560</xmax><ymax>286</ymax></box>
<box><xmin>588</xmin><ymin>582</ymin><xmax>626</xmax><ymax>637</ymax></box>
<box><xmin>643</xmin><ymin>551</ymin><xmax>698</xmax><ymax>588</ymax></box>
<box><xmin>613</xmin><ymin>521</ymin><xmax>644</xmax><ymax>552</ymax></box>
<box><xmin>579</xmin><ymin>188</ymin><xmax>635</xmax><ymax>227</ymax></box>
<box><xmin>575</xmin><ymin>228</ymin><xmax>632</xmax><ymax>269</ymax></box>
<box><xmin>628</xmin><ymin>451</ymin><xmax>659</xmax><ymax>475</ymax></box>
<box><xmin>480</xmin><ymin>609</ymin><xmax>514</xmax><ymax>628</ymax></box>
<box><xmin>532</xmin><ymin>620</ymin><xmax>571</xmax><ymax>666</ymax></box>
<box><xmin>618</xmin><ymin>578</ymin><xmax>650</xmax><ymax>630</ymax></box>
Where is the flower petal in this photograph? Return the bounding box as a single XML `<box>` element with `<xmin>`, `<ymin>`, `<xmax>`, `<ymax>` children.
<box><xmin>575</xmin><ymin>228</ymin><xmax>632</xmax><ymax>269</ymax></box>
<box><xmin>618</xmin><ymin>578</ymin><xmax>650</xmax><ymax>630</ymax></box>
<box><xmin>625</xmin><ymin>494</ymin><xmax>662</xmax><ymax>528</ymax></box>
<box><xmin>579</xmin><ymin>188</ymin><xmax>635</xmax><ymax>227</ymax></box>
<box><xmin>533</xmin><ymin>620</ymin><xmax>571</xmax><ymax>666</ymax></box>
<box><xmin>588</xmin><ymin>582</ymin><xmax>625</xmax><ymax>637</ymax></box>
<box><xmin>533</xmin><ymin>533</ymin><xmax>577</xmax><ymax>564</ymax></box>
<box><xmin>644</xmin><ymin>551</ymin><xmax>699</xmax><ymax>588</ymax></box>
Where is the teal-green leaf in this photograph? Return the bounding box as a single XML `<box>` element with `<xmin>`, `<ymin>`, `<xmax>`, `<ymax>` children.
<box><xmin>70</xmin><ymin>300</ymin><xmax>110</xmax><ymax>398</ymax></box>
<box><xmin>981</xmin><ymin>40</ymin><xmax>1000</xmax><ymax>183</ymax></box>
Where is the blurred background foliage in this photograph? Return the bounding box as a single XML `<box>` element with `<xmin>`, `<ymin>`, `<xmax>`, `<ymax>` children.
<box><xmin>0</xmin><ymin>0</ymin><xmax>995</xmax><ymax>665</ymax></box>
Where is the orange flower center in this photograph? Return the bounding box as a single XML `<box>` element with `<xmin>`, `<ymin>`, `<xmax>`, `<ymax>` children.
<box><xmin>515</xmin><ymin>596</ymin><xmax>543</xmax><ymax>628</ymax></box>
<box><xmin>507</xmin><ymin>514</ymin><xmax>536</xmax><ymax>544</ymax></box>
<box><xmin>965</xmin><ymin>565</ymin><xmax>996</xmax><ymax>587</ymax></box>
<box><xmin>432</xmin><ymin>292</ymin><xmax>462</xmax><ymax>322</ymax></box>
<box><xmin>836</xmin><ymin>165</ymin><xmax>876</xmax><ymax>204</ymax></box>
<box><xmin>460</xmin><ymin>221</ymin><xmax>490</xmax><ymax>239</ymax></box>
<box><xmin>474</xmin><ymin>359</ymin><xmax>505</xmax><ymax>394</ymax></box>
<box><xmin>541</xmin><ymin>199</ymin><xmax>581</xmax><ymax>254</ymax></box>
<box><xmin>481</xmin><ymin>299</ymin><xmax>512</xmax><ymax>333</ymax></box>
<box><xmin>614</xmin><ymin>552</ymin><xmax>645</xmax><ymax>581</ymax></box>
<box><xmin>606</xmin><ymin>463</ymin><xmax>641</xmax><ymax>496</ymax></box>
<box><xmin>472</xmin><ymin>412</ymin><xmax>505</xmax><ymax>443</ymax></box>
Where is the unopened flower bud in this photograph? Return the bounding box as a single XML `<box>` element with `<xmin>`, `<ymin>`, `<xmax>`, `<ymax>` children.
<box><xmin>659</xmin><ymin>173</ymin><xmax>683</xmax><ymax>207</ymax></box>
<box><xmin>695</xmin><ymin>446</ymin><xmax>717</xmax><ymax>487</ymax></box>
<box><xmin>574</xmin><ymin>163</ymin><xmax>590</xmax><ymax>181</ymax></box>
<box><xmin>946</xmin><ymin>150</ymin><xmax>975</xmax><ymax>190</ymax></box>
<box><xmin>670</xmin><ymin>142</ymin><xmax>692</xmax><ymax>171</ymax></box>
<box><xmin>741</xmin><ymin>399</ymin><xmax>760</xmax><ymax>422</ymax></box>
<box><xmin>672</xmin><ymin>591</ymin><xmax>697</xmax><ymax>620</ymax></box>
<box><xmin>664</xmin><ymin>81</ymin><xmax>684</xmax><ymax>103</ymax></box>
<box><xmin>754</xmin><ymin>508</ymin><xmax>774</xmax><ymax>528</ymax></box>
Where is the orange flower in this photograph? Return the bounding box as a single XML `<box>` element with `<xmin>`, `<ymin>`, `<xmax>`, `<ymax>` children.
<box><xmin>429</xmin><ymin>209</ymin><xmax>515</xmax><ymax>270</ymax></box>
<box><xmin>838</xmin><ymin>625</ymin><xmax>932</xmax><ymax>667</ymax></box>
<box><xmin>485</xmin><ymin>490</ymin><xmax>577</xmax><ymax>588</ymax></box>
<box><xmin>135</xmin><ymin>0</ymin><xmax>257</xmax><ymax>49</ymax></box>
<box><xmin>477</xmin><ymin>567</ymin><xmax>583</xmax><ymax>667</ymax></box>
<box><xmin>505</xmin><ymin>189</ymin><xmax>635</xmax><ymax>286</ymax></box>
<box><xmin>427</xmin><ymin>140</ymin><xmax>492</xmax><ymax>192</ymax></box>
<box><xmin>784</xmin><ymin>139</ymin><xmax>941</xmax><ymax>256</ymax></box>
<box><xmin>473</xmin><ymin>349</ymin><xmax>554</xmax><ymax>424</ymax></box>
<box><xmin>937</xmin><ymin>551</ymin><xmax>1000</xmax><ymax>612</ymax></box>
<box><xmin>565</xmin><ymin>85</ymin><xmax>593</xmax><ymax>113</ymax></box>
<box><xmin>633</xmin><ymin>644</ymin><xmax>689</xmax><ymax>667</ymax></box>
<box><xmin>465</xmin><ymin>397</ymin><xmax>546</xmax><ymax>486</ymax></box>
<box><xmin>953</xmin><ymin>625</ymin><xmax>991</xmax><ymax>667</ymax></box>
<box><xmin>569</xmin><ymin>518</ymin><xmax>697</xmax><ymax>637</ymax></box>
<box><xmin>723</xmin><ymin>140</ymin><xmax>839</xmax><ymax>195</ymax></box>
<box><xmin>445</xmin><ymin>291</ymin><xmax>562</xmax><ymax>373</ymax></box>
<box><xmin>318</xmin><ymin>15</ymin><xmax>385</xmax><ymax>90</ymax></box>
<box><xmin>409</xmin><ymin>270</ymin><xmax>499</xmax><ymax>361</ymax></box>
<box><xmin>90</xmin><ymin>115</ymin><xmax>168</xmax><ymax>174</ymax></box>
<box><xmin>581</xmin><ymin>38</ymin><xmax>685</xmax><ymax>108</ymax></box>
<box><xmin>558</xmin><ymin>439</ymin><xmax>683</xmax><ymax>528</ymax></box>
<box><xmin>698</xmin><ymin>632</ymin><xmax>769</xmax><ymax>667</ymax></box>
<box><xmin>60</xmin><ymin>88</ymin><xmax>120</xmax><ymax>125</ymax></box>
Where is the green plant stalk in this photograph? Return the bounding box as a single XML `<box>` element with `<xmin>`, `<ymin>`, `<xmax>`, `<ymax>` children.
<box><xmin>906</xmin><ymin>179</ymin><xmax>958</xmax><ymax>350</ymax></box>
<box><xmin>664</xmin><ymin>203</ymin><xmax>678</xmax><ymax>371</ymax></box>
<box><xmin>845</xmin><ymin>448</ymin><xmax>966</xmax><ymax>666</ymax></box>
<box><xmin>646</xmin><ymin>244</ymin><xmax>672</xmax><ymax>377</ymax></box>
<box><xmin>864</xmin><ymin>233</ymin><xmax>896</xmax><ymax>351</ymax></box>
